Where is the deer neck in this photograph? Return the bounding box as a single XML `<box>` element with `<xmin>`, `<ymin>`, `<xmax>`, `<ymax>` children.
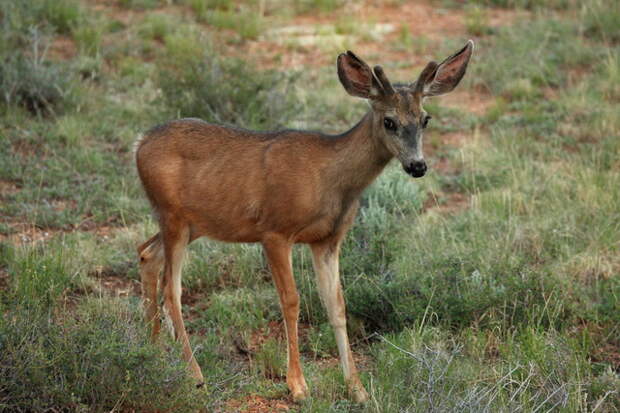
<box><xmin>329</xmin><ymin>111</ymin><xmax>393</xmax><ymax>196</ymax></box>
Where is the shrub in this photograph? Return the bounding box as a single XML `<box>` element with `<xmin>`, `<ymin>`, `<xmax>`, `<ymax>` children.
<box><xmin>0</xmin><ymin>298</ymin><xmax>207</xmax><ymax>412</ymax></box>
<box><xmin>0</xmin><ymin>50</ymin><xmax>74</xmax><ymax>116</ymax></box>
<box><xmin>139</xmin><ymin>13</ymin><xmax>176</xmax><ymax>41</ymax></box>
<box><xmin>0</xmin><ymin>24</ymin><xmax>75</xmax><ymax>116</ymax></box>
<box><xmin>38</xmin><ymin>0</ymin><xmax>82</xmax><ymax>35</ymax></box>
<box><xmin>158</xmin><ymin>31</ymin><xmax>300</xmax><ymax>130</ymax></box>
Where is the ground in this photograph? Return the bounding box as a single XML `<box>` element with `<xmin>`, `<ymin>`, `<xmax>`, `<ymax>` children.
<box><xmin>1</xmin><ymin>0</ymin><xmax>619</xmax><ymax>412</ymax></box>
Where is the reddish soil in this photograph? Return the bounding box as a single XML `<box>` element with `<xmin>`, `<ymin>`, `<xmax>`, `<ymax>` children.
<box><xmin>225</xmin><ymin>395</ymin><xmax>293</xmax><ymax>412</ymax></box>
<box><xmin>95</xmin><ymin>273</ymin><xmax>141</xmax><ymax>297</ymax></box>
<box><xmin>231</xmin><ymin>1</ymin><xmax>525</xmax><ymax>72</ymax></box>
<box><xmin>0</xmin><ymin>268</ymin><xmax>9</xmax><ymax>292</ymax></box>
<box><xmin>48</xmin><ymin>36</ymin><xmax>78</xmax><ymax>61</ymax></box>
<box><xmin>441</xmin><ymin>88</ymin><xmax>493</xmax><ymax>116</ymax></box>
<box><xmin>422</xmin><ymin>191</ymin><xmax>470</xmax><ymax>215</ymax></box>
<box><xmin>592</xmin><ymin>343</ymin><xmax>620</xmax><ymax>370</ymax></box>
<box><xmin>248</xmin><ymin>320</ymin><xmax>287</xmax><ymax>353</ymax></box>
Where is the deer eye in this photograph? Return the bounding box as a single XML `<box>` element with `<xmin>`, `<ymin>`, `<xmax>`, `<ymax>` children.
<box><xmin>422</xmin><ymin>115</ymin><xmax>432</xmax><ymax>129</ymax></box>
<box><xmin>383</xmin><ymin>117</ymin><xmax>397</xmax><ymax>131</ymax></box>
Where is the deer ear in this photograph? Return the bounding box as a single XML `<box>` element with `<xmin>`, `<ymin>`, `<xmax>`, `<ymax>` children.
<box><xmin>337</xmin><ymin>51</ymin><xmax>382</xmax><ymax>99</ymax></box>
<box><xmin>420</xmin><ymin>40</ymin><xmax>474</xmax><ymax>97</ymax></box>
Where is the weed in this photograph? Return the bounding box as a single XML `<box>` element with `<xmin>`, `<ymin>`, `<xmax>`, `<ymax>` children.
<box><xmin>304</xmin><ymin>323</ymin><xmax>338</xmax><ymax>358</ymax></box>
<box><xmin>139</xmin><ymin>13</ymin><xmax>176</xmax><ymax>42</ymax></box>
<box><xmin>253</xmin><ymin>337</ymin><xmax>287</xmax><ymax>379</ymax></box>
<box><xmin>464</xmin><ymin>4</ymin><xmax>491</xmax><ymax>36</ymax></box>
<box><xmin>582</xmin><ymin>0</ymin><xmax>620</xmax><ymax>43</ymax></box>
<box><xmin>73</xmin><ymin>23</ymin><xmax>103</xmax><ymax>56</ymax></box>
<box><xmin>205</xmin><ymin>8</ymin><xmax>264</xmax><ymax>40</ymax></box>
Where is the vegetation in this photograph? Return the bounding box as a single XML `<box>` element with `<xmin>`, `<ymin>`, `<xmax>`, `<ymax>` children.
<box><xmin>1</xmin><ymin>0</ymin><xmax>618</xmax><ymax>412</ymax></box>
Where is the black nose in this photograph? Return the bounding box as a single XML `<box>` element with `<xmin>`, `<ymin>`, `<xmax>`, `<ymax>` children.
<box><xmin>404</xmin><ymin>161</ymin><xmax>427</xmax><ymax>178</ymax></box>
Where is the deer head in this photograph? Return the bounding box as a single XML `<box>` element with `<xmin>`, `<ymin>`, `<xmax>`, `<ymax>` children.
<box><xmin>337</xmin><ymin>40</ymin><xmax>474</xmax><ymax>178</ymax></box>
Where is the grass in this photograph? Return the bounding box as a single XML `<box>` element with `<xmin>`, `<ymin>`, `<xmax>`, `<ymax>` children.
<box><xmin>158</xmin><ymin>28</ymin><xmax>300</xmax><ymax>130</ymax></box>
<box><xmin>1</xmin><ymin>0</ymin><xmax>619</xmax><ymax>411</ymax></box>
<box><xmin>205</xmin><ymin>8</ymin><xmax>264</xmax><ymax>40</ymax></box>
<box><xmin>0</xmin><ymin>298</ymin><xmax>208</xmax><ymax>412</ymax></box>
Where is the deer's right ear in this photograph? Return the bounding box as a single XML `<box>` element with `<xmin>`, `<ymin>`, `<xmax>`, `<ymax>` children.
<box><xmin>337</xmin><ymin>51</ymin><xmax>381</xmax><ymax>99</ymax></box>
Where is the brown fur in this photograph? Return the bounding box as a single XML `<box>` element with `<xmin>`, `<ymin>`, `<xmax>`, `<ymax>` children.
<box><xmin>135</xmin><ymin>42</ymin><xmax>473</xmax><ymax>403</ymax></box>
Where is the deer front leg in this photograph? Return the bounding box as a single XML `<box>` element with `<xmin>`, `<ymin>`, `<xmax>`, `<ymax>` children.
<box><xmin>262</xmin><ymin>235</ymin><xmax>308</xmax><ymax>401</ymax></box>
<box><xmin>310</xmin><ymin>240</ymin><xmax>369</xmax><ymax>403</ymax></box>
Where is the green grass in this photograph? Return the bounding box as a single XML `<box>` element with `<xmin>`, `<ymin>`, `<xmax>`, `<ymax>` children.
<box><xmin>158</xmin><ymin>28</ymin><xmax>300</xmax><ymax>130</ymax></box>
<box><xmin>0</xmin><ymin>298</ymin><xmax>208</xmax><ymax>412</ymax></box>
<box><xmin>1</xmin><ymin>0</ymin><xmax>619</xmax><ymax>411</ymax></box>
<box><xmin>582</xmin><ymin>0</ymin><xmax>620</xmax><ymax>43</ymax></box>
<box><xmin>118</xmin><ymin>0</ymin><xmax>164</xmax><ymax>10</ymax></box>
<box><xmin>205</xmin><ymin>8</ymin><xmax>264</xmax><ymax>40</ymax></box>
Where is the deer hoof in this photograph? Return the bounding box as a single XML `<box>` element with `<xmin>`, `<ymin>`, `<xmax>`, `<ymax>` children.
<box><xmin>288</xmin><ymin>379</ymin><xmax>309</xmax><ymax>402</ymax></box>
<box><xmin>348</xmin><ymin>380</ymin><xmax>369</xmax><ymax>403</ymax></box>
<box><xmin>352</xmin><ymin>387</ymin><xmax>369</xmax><ymax>403</ymax></box>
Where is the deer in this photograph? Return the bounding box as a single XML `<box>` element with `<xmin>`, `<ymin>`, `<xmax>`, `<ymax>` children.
<box><xmin>135</xmin><ymin>40</ymin><xmax>474</xmax><ymax>403</ymax></box>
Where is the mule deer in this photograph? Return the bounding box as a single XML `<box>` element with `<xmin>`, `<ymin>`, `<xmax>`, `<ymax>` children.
<box><xmin>136</xmin><ymin>41</ymin><xmax>473</xmax><ymax>402</ymax></box>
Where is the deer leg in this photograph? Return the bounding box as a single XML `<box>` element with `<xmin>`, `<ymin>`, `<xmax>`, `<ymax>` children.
<box><xmin>138</xmin><ymin>233</ymin><xmax>164</xmax><ymax>341</ymax></box>
<box><xmin>262</xmin><ymin>235</ymin><xmax>308</xmax><ymax>401</ymax></box>
<box><xmin>160</xmin><ymin>219</ymin><xmax>204</xmax><ymax>385</ymax></box>
<box><xmin>310</xmin><ymin>239</ymin><xmax>369</xmax><ymax>403</ymax></box>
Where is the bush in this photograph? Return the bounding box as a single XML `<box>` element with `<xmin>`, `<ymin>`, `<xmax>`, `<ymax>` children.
<box><xmin>38</xmin><ymin>0</ymin><xmax>83</xmax><ymax>35</ymax></box>
<box><xmin>0</xmin><ymin>298</ymin><xmax>207</xmax><ymax>412</ymax></box>
<box><xmin>0</xmin><ymin>50</ymin><xmax>74</xmax><ymax>116</ymax></box>
<box><xmin>0</xmin><ymin>5</ymin><xmax>75</xmax><ymax>117</ymax></box>
<box><xmin>158</xmin><ymin>29</ymin><xmax>300</xmax><ymax>130</ymax></box>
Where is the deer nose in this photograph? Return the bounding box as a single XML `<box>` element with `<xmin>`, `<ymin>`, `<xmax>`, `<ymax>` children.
<box><xmin>405</xmin><ymin>161</ymin><xmax>427</xmax><ymax>178</ymax></box>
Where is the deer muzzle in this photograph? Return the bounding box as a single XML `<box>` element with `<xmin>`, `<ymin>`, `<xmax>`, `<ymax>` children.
<box><xmin>404</xmin><ymin>160</ymin><xmax>427</xmax><ymax>178</ymax></box>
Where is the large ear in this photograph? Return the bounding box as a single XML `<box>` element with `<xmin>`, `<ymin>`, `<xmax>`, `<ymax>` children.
<box><xmin>416</xmin><ymin>40</ymin><xmax>474</xmax><ymax>97</ymax></box>
<box><xmin>337</xmin><ymin>51</ymin><xmax>383</xmax><ymax>99</ymax></box>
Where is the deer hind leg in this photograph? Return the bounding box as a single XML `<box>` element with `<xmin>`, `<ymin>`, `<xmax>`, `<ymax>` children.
<box><xmin>262</xmin><ymin>235</ymin><xmax>308</xmax><ymax>401</ymax></box>
<box><xmin>138</xmin><ymin>233</ymin><xmax>164</xmax><ymax>341</ymax></box>
<box><xmin>160</xmin><ymin>217</ymin><xmax>204</xmax><ymax>385</ymax></box>
<box><xmin>310</xmin><ymin>239</ymin><xmax>369</xmax><ymax>403</ymax></box>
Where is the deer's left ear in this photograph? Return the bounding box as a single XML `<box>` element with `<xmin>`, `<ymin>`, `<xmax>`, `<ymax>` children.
<box><xmin>418</xmin><ymin>40</ymin><xmax>474</xmax><ymax>97</ymax></box>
